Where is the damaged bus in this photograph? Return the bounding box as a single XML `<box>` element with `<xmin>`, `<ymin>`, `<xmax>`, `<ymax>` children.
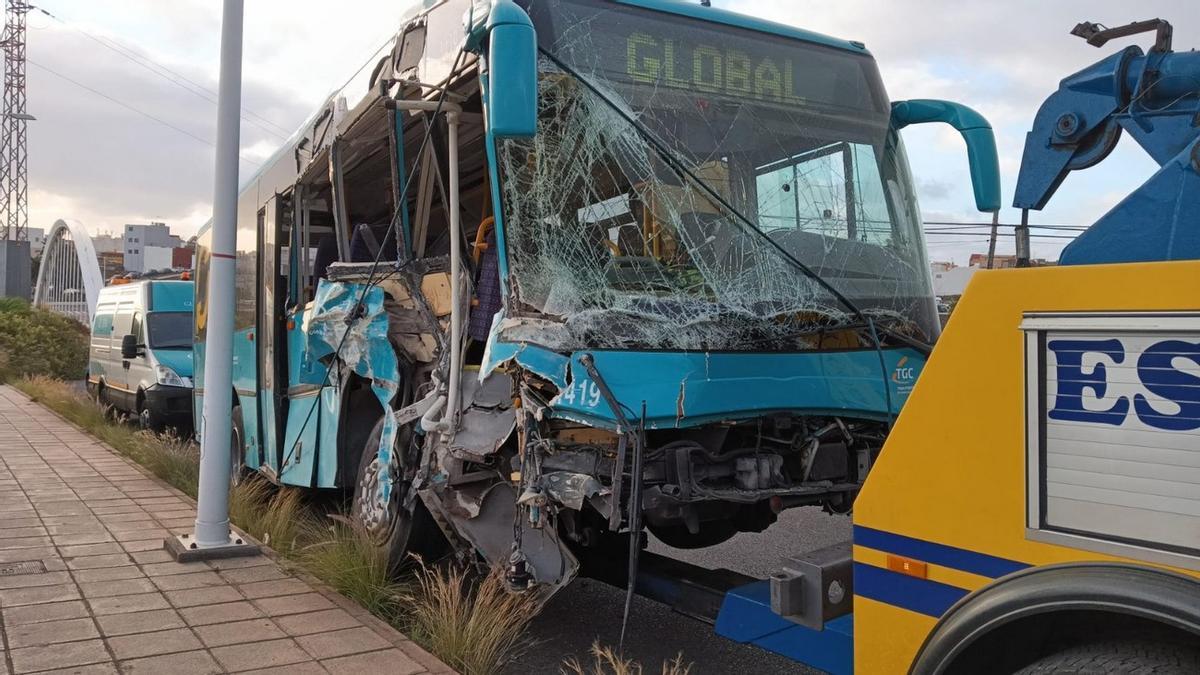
<box><xmin>193</xmin><ymin>0</ymin><xmax>1000</xmax><ymax>593</ymax></box>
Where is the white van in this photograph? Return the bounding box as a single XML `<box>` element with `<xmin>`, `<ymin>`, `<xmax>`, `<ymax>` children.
<box><xmin>86</xmin><ymin>280</ymin><xmax>194</xmax><ymax>430</ymax></box>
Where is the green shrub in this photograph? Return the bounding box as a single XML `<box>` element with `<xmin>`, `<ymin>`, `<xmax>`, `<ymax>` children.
<box><xmin>0</xmin><ymin>299</ymin><xmax>88</xmax><ymax>382</ymax></box>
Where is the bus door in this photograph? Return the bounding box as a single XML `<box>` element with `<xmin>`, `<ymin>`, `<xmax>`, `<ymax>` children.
<box><xmin>281</xmin><ymin>188</ymin><xmax>327</xmax><ymax>485</ymax></box>
<box><xmin>257</xmin><ymin>196</ymin><xmax>287</xmax><ymax>476</ymax></box>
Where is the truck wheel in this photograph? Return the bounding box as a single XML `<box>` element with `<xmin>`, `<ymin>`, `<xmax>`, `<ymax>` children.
<box><xmin>351</xmin><ymin>415</ymin><xmax>444</xmax><ymax>571</ymax></box>
<box><xmin>649</xmin><ymin>519</ymin><xmax>738</xmax><ymax>549</ymax></box>
<box><xmin>1016</xmin><ymin>639</ymin><xmax>1200</xmax><ymax>674</ymax></box>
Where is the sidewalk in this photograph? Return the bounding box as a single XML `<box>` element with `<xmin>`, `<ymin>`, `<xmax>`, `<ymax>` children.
<box><xmin>0</xmin><ymin>385</ymin><xmax>452</xmax><ymax>675</ymax></box>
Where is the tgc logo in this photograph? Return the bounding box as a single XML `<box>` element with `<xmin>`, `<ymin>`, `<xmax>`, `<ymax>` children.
<box><xmin>1048</xmin><ymin>338</ymin><xmax>1200</xmax><ymax>431</ymax></box>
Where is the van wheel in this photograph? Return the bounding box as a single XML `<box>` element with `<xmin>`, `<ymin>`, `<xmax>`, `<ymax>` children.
<box><xmin>351</xmin><ymin>416</ymin><xmax>444</xmax><ymax>571</ymax></box>
<box><xmin>96</xmin><ymin>383</ymin><xmax>116</xmax><ymax>420</ymax></box>
<box><xmin>137</xmin><ymin>394</ymin><xmax>156</xmax><ymax>431</ymax></box>
<box><xmin>230</xmin><ymin>405</ymin><xmax>246</xmax><ymax>487</ymax></box>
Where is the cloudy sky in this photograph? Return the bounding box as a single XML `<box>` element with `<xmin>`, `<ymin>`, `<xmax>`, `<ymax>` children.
<box><xmin>23</xmin><ymin>0</ymin><xmax>1199</xmax><ymax>263</ymax></box>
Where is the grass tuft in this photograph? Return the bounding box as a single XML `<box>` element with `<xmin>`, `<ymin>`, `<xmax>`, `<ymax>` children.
<box><xmin>562</xmin><ymin>642</ymin><xmax>692</xmax><ymax>675</ymax></box>
<box><xmin>298</xmin><ymin>518</ymin><xmax>406</xmax><ymax>618</ymax></box>
<box><xmin>401</xmin><ymin>562</ymin><xmax>543</xmax><ymax>675</ymax></box>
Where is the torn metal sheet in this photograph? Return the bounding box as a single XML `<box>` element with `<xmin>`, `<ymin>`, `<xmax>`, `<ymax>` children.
<box><xmin>308</xmin><ymin>280</ymin><xmax>401</xmax><ymax>514</ymax></box>
<box><xmin>449</xmin><ymin>371</ymin><xmax>516</xmax><ymax>460</ymax></box>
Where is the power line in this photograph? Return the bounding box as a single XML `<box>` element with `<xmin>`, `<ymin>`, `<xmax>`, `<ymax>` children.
<box><xmin>924</xmin><ymin>231</ymin><xmax>1077</xmax><ymax>240</ymax></box>
<box><xmin>35</xmin><ymin>5</ymin><xmax>293</xmax><ymax>141</ymax></box>
<box><xmin>28</xmin><ymin>58</ymin><xmax>261</xmax><ymax>166</ymax></box>
<box><xmin>924</xmin><ymin>220</ymin><xmax>1088</xmax><ymax>232</ymax></box>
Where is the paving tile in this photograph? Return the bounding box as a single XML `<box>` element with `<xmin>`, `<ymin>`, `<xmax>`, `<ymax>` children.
<box><xmin>237</xmin><ymin>578</ymin><xmax>310</xmax><ymax>600</ymax></box>
<box><xmin>149</xmin><ymin>571</ymin><xmax>227</xmax><ymax>592</ymax></box>
<box><xmin>72</xmin><ymin>567</ymin><xmax>145</xmax><ymax>583</ymax></box>
<box><xmin>78</xmin><ymin>577</ymin><xmax>158</xmax><ymax>599</ymax></box>
<box><xmin>320</xmin><ymin>648</ymin><xmax>425</xmax><ymax>675</ymax></box>
<box><xmin>113</xmin><ymin>529</ymin><xmax>168</xmax><ymax>543</ymax></box>
<box><xmin>0</xmin><ymin>570</ymin><xmax>72</xmax><ymax>590</ymax></box>
<box><xmin>65</xmin><ymin>554</ymin><xmax>132</xmax><ymax>570</ymax></box>
<box><xmin>0</xmin><ymin>547</ymin><xmax>57</xmax><ymax>563</ymax></box>
<box><xmin>9</xmin><ymin>638</ymin><xmax>109</xmax><ymax>674</ymax></box>
<box><xmin>6</xmin><ymin>616</ymin><xmax>100</xmax><ymax>648</ymax></box>
<box><xmin>240</xmin><ymin>663</ymin><xmax>328</xmax><ymax>675</ymax></box>
<box><xmin>0</xmin><ymin>527</ymin><xmax>46</xmax><ymax>539</ymax></box>
<box><xmin>106</xmin><ymin>627</ymin><xmax>203</xmax><ymax>660</ymax></box>
<box><xmin>129</xmin><ymin>550</ymin><xmax>172</xmax><ymax>565</ymax></box>
<box><xmin>164</xmin><ymin>585</ymin><xmax>243</xmax><ymax>608</ymax></box>
<box><xmin>2</xmin><ymin>600</ymin><xmax>89</xmax><ymax>626</ymax></box>
<box><xmin>88</xmin><ymin>592</ymin><xmax>170</xmax><ymax>615</ymax></box>
<box><xmin>253</xmin><ymin>593</ymin><xmax>335</xmax><ymax>617</ymax></box>
<box><xmin>193</xmin><ymin>618</ymin><xmax>286</xmax><ymax>648</ymax></box>
<box><xmin>50</xmin><ymin>532</ymin><xmax>115</xmax><ymax>547</ymax></box>
<box><xmin>216</xmin><ymin>564</ymin><xmax>288</xmax><ymax>585</ymax></box>
<box><xmin>273</xmin><ymin>609</ymin><xmax>361</xmax><ymax>637</ymax></box>
<box><xmin>0</xmin><ymin>584</ymin><xmax>81</xmax><ymax>607</ymax></box>
<box><xmin>57</xmin><ymin>542</ymin><xmax>125</xmax><ymax>557</ymax></box>
<box><xmin>139</xmin><ymin>560</ymin><xmax>208</xmax><ymax>577</ymax></box>
<box><xmin>295</xmin><ymin>626</ymin><xmax>391</xmax><ymax>660</ymax></box>
<box><xmin>179</xmin><ymin>601</ymin><xmax>263</xmax><ymax>626</ymax></box>
<box><xmin>210</xmin><ymin>638</ymin><xmax>310</xmax><ymax>672</ymax></box>
<box><xmin>207</xmin><ymin>555</ymin><xmax>273</xmax><ymax>570</ymax></box>
<box><xmin>25</xmin><ymin>663</ymin><xmax>119</xmax><ymax>675</ymax></box>
<box><xmin>94</xmin><ymin>608</ymin><xmax>185</xmax><ymax>637</ymax></box>
<box><xmin>117</xmin><ymin>649</ymin><xmax>222</xmax><ymax>675</ymax></box>
<box><xmin>118</xmin><ymin>540</ymin><xmax>164</xmax><ymax>553</ymax></box>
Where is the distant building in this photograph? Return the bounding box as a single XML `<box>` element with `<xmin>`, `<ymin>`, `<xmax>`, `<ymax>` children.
<box><xmin>931</xmin><ymin>265</ymin><xmax>979</xmax><ymax>297</ymax></box>
<box><xmin>26</xmin><ymin>227</ymin><xmax>46</xmax><ymax>257</ymax></box>
<box><xmin>124</xmin><ymin>222</ymin><xmax>181</xmax><ymax>273</ymax></box>
<box><xmin>967</xmin><ymin>253</ymin><xmax>1052</xmax><ymax>269</ymax></box>
<box><xmin>91</xmin><ymin>234</ymin><xmax>123</xmax><ymax>255</ymax></box>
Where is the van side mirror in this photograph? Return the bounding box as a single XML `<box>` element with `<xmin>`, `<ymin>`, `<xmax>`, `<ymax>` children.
<box><xmin>121</xmin><ymin>334</ymin><xmax>141</xmax><ymax>360</ymax></box>
<box><xmin>891</xmin><ymin>99</ymin><xmax>1001</xmax><ymax>212</ymax></box>
<box><xmin>485</xmin><ymin>0</ymin><xmax>538</xmax><ymax>138</ymax></box>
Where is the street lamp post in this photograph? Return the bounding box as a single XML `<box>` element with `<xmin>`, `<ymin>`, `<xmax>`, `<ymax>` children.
<box><xmin>165</xmin><ymin>0</ymin><xmax>257</xmax><ymax>562</ymax></box>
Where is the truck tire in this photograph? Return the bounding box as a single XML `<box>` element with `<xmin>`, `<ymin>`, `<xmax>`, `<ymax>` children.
<box><xmin>1016</xmin><ymin>639</ymin><xmax>1200</xmax><ymax>674</ymax></box>
<box><xmin>351</xmin><ymin>416</ymin><xmax>444</xmax><ymax>571</ymax></box>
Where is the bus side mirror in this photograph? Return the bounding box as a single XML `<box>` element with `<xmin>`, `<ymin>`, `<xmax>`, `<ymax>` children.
<box><xmin>891</xmin><ymin>99</ymin><xmax>1001</xmax><ymax>213</ymax></box>
<box><xmin>486</xmin><ymin>0</ymin><xmax>538</xmax><ymax>138</ymax></box>
<box><xmin>121</xmin><ymin>334</ymin><xmax>140</xmax><ymax>360</ymax></box>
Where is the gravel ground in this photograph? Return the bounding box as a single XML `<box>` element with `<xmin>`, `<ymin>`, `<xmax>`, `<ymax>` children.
<box><xmin>508</xmin><ymin>507</ymin><xmax>852</xmax><ymax>674</ymax></box>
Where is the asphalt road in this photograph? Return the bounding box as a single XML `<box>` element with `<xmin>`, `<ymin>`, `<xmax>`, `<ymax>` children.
<box><xmin>507</xmin><ymin>507</ymin><xmax>852</xmax><ymax>674</ymax></box>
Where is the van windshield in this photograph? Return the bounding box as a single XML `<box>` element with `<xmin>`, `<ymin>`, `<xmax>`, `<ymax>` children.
<box><xmin>147</xmin><ymin>312</ymin><xmax>192</xmax><ymax>349</ymax></box>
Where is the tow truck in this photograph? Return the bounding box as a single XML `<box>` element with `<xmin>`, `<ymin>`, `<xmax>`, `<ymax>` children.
<box><xmin>708</xmin><ymin>18</ymin><xmax>1200</xmax><ymax>674</ymax></box>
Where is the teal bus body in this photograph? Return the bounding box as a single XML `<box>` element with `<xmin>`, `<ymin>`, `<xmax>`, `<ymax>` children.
<box><xmin>187</xmin><ymin>2</ymin><xmax>1000</xmax><ymax>609</ymax></box>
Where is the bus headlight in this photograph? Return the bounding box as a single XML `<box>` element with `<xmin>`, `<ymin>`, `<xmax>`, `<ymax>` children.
<box><xmin>155</xmin><ymin>365</ymin><xmax>191</xmax><ymax>388</ymax></box>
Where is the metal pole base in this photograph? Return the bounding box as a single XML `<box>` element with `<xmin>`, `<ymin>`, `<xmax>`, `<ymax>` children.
<box><xmin>164</xmin><ymin>531</ymin><xmax>259</xmax><ymax>563</ymax></box>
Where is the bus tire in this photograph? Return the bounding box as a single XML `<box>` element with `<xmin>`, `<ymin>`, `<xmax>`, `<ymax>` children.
<box><xmin>230</xmin><ymin>405</ymin><xmax>246</xmax><ymax>487</ymax></box>
<box><xmin>1016</xmin><ymin>639</ymin><xmax>1200</xmax><ymax>674</ymax></box>
<box><xmin>352</xmin><ymin>416</ymin><xmax>444</xmax><ymax>571</ymax></box>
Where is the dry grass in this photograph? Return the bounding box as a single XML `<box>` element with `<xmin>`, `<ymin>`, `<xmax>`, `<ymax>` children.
<box><xmin>562</xmin><ymin>643</ymin><xmax>692</xmax><ymax>675</ymax></box>
<box><xmin>12</xmin><ymin>375</ymin><xmax>552</xmax><ymax>674</ymax></box>
<box><xmin>401</xmin><ymin>562</ymin><xmax>544</xmax><ymax>675</ymax></box>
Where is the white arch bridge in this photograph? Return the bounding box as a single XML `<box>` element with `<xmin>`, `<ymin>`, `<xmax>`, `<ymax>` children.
<box><xmin>33</xmin><ymin>219</ymin><xmax>104</xmax><ymax>326</ymax></box>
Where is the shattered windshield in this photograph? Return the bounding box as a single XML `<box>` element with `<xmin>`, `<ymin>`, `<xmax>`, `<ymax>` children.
<box><xmin>496</xmin><ymin>0</ymin><xmax>937</xmax><ymax>351</ymax></box>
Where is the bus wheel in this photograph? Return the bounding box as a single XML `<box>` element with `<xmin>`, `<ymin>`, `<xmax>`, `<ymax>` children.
<box><xmin>1016</xmin><ymin>639</ymin><xmax>1200</xmax><ymax>674</ymax></box>
<box><xmin>352</xmin><ymin>416</ymin><xmax>444</xmax><ymax>571</ymax></box>
<box><xmin>230</xmin><ymin>405</ymin><xmax>246</xmax><ymax>487</ymax></box>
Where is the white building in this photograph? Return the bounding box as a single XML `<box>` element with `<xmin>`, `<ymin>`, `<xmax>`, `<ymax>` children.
<box><xmin>931</xmin><ymin>265</ymin><xmax>979</xmax><ymax>297</ymax></box>
<box><xmin>26</xmin><ymin>227</ymin><xmax>46</xmax><ymax>257</ymax></box>
<box><xmin>124</xmin><ymin>222</ymin><xmax>181</xmax><ymax>273</ymax></box>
